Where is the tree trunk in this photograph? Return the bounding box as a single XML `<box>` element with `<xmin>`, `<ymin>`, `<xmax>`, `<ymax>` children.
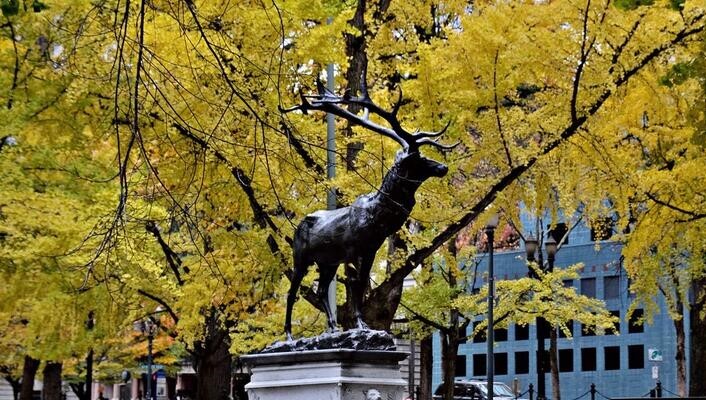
<box><xmin>342</xmin><ymin>0</ymin><xmax>368</xmax><ymax>171</ymax></box>
<box><xmin>42</xmin><ymin>362</ymin><xmax>62</xmax><ymax>400</ymax></box>
<box><xmin>84</xmin><ymin>349</ymin><xmax>93</xmax><ymax>400</ymax></box>
<box><xmin>166</xmin><ymin>375</ymin><xmax>177</xmax><ymax>400</ymax></box>
<box><xmin>440</xmin><ymin>328</ymin><xmax>460</xmax><ymax>400</ymax></box>
<box><xmin>194</xmin><ymin>313</ymin><xmax>232</xmax><ymax>400</ymax></box>
<box><xmin>690</xmin><ymin>278</ymin><xmax>706</xmax><ymax>396</ymax></box>
<box><xmin>673</xmin><ymin>311</ymin><xmax>687</xmax><ymax>397</ymax></box>
<box><xmin>549</xmin><ymin>328</ymin><xmax>560</xmax><ymax>400</ymax></box>
<box><xmin>19</xmin><ymin>356</ymin><xmax>40</xmax><ymax>400</ymax></box>
<box><xmin>68</xmin><ymin>383</ymin><xmax>86</xmax><ymax>400</ymax></box>
<box><xmin>85</xmin><ymin>311</ymin><xmax>94</xmax><ymax>400</ymax></box>
<box><xmin>419</xmin><ymin>334</ymin><xmax>433</xmax><ymax>400</ymax></box>
<box><xmin>4</xmin><ymin>376</ymin><xmax>21</xmax><ymax>400</ymax></box>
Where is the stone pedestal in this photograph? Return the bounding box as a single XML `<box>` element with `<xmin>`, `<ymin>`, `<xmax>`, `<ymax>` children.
<box><xmin>241</xmin><ymin>349</ymin><xmax>408</xmax><ymax>400</ymax></box>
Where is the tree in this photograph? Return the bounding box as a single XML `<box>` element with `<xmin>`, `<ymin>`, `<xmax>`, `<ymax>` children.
<box><xmin>0</xmin><ymin>4</ymin><xmax>137</xmax><ymax>398</ymax></box>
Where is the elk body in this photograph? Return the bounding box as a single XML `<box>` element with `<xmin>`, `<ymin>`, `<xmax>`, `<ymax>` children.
<box><xmin>282</xmin><ymin>82</ymin><xmax>454</xmax><ymax>341</ymax></box>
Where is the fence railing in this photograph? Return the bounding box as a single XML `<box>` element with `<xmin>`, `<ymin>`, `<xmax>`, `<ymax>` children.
<box><xmin>513</xmin><ymin>381</ymin><xmax>706</xmax><ymax>400</ymax></box>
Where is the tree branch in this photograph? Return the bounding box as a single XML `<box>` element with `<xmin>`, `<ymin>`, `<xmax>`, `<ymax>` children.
<box><xmin>493</xmin><ymin>49</ymin><xmax>513</xmax><ymax>168</ymax></box>
<box><xmin>136</xmin><ymin>289</ymin><xmax>179</xmax><ymax>324</ymax></box>
<box><xmin>645</xmin><ymin>192</ymin><xmax>706</xmax><ymax>221</ymax></box>
<box><xmin>145</xmin><ymin>221</ymin><xmax>184</xmax><ymax>286</ymax></box>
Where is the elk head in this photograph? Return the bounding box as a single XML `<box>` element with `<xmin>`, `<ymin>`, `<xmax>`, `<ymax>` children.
<box><xmin>394</xmin><ymin>150</ymin><xmax>449</xmax><ymax>183</ymax></box>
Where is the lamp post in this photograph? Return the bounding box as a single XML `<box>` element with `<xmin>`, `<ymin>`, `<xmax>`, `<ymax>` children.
<box><xmin>525</xmin><ymin>234</ymin><xmax>558</xmax><ymax>400</ymax></box>
<box><xmin>485</xmin><ymin>212</ymin><xmax>499</xmax><ymax>400</ymax></box>
<box><xmin>544</xmin><ymin>236</ymin><xmax>558</xmax><ymax>400</ymax></box>
<box><xmin>525</xmin><ymin>235</ymin><xmax>545</xmax><ymax>400</ymax></box>
<box><xmin>134</xmin><ymin>319</ymin><xmax>157</xmax><ymax>400</ymax></box>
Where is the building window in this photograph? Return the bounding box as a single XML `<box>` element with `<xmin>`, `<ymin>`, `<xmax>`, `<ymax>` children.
<box><xmin>515</xmin><ymin>324</ymin><xmax>529</xmax><ymax>341</ymax></box>
<box><xmin>495</xmin><ymin>327</ymin><xmax>508</xmax><ymax>342</ymax></box>
<box><xmin>581</xmin><ymin>348</ymin><xmax>597</xmax><ymax>371</ymax></box>
<box><xmin>559</xmin><ymin>349</ymin><xmax>574</xmax><ymax>372</ymax></box>
<box><xmin>581</xmin><ymin>323</ymin><xmax>595</xmax><ymax>337</ymax></box>
<box><xmin>563</xmin><ymin>279</ymin><xmax>574</xmax><ymax>288</ymax></box>
<box><xmin>548</xmin><ymin>222</ymin><xmax>569</xmax><ymax>244</ymax></box>
<box><xmin>581</xmin><ymin>278</ymin><xmax>596</xmax><ymax>298</ymax></box>
<box><xmin>628</xmin><ymin>309</ymin><xmax>644</xmax><ymax>333</ymax></box>
<box><xmin>515</xmin><ymin>351</ymin><xmax>530</xmax><ymax>374</ymax></box>
<box><xmin>458</xmin><ymin>326</ymin><xmax>468</xmax><ymax>344</ymax></box>
<box><xmin>605</xmin><ymin>346</ymin><xmax>620</xmax><ymax>370</ymax></box>
<box><xmin>558</xmin><ymin>321</ymin><xmax>574</xmax><ymax>338</ymax></box>
<box><xmin>456</xmin><ymin>355</ymin><xmax>467</xmax><ymax>376</ymax></box>
<box><xmin>590</xmin><ymin>217</ymin><xmax>615</xmax><ymax>241</ymax></box>
<box><xmin>628</xmin><ymin>345</ymin><xmax>644</xmax><ymax>369</ymax></box>
<box><xmin>606</xmin><ymin>311</ymin><xmax>620</xmax><ymax>335</ymax></box>
<box><xmin>473</xmin><ymin>321</ymin><xmax>486</xmax><ymax>343</ymax></box>
<box><xmin>473</xmin><ymin>354</ymin><xmax>487</xmax><ymax>376</ymax></box>
<box><xmin>604</xmin><ymin>276</ymin><xmax>620</xmax><ymax>299</ymax></box>
<box><xmin>495</xmin><ymin>353</ymin><xmax>508</xmax><ymax>375</ymax></box>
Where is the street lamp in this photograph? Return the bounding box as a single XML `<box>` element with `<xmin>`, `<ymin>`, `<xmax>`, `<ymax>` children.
<box><xmin>525</xmin><ymin>234</ymin><xmax>538</xmax><ymax>265</ymax></box>
<box><xmin>485</xmin><ymin>211</ymin><xmax>499</xmax><ymax>399</ymax></box>
<box><xmin>545</xmin><ymin>236</ymin><xmax>557</xmax><ymax>272</ymax></box>
<box><xmin>134</xmin><ymin>318</ymin><xmax>158</xmax><ymax>400</ymax></box>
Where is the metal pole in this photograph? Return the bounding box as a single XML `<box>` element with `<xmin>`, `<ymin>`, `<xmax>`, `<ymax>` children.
<box><xmin>147</xmin><ymin>333</ymin><xmax>153</xmax><ymax>400</ymax></box>
<box><xmin>410</xmin><ymin>336</ymin><xmax>416</xmax><ymax>400</ymax></box>
<box><xmin>486</xmin><ymin>227</ymin><xmax>495</xmax><ymax>400</ymax></box>
<box><xmin>325</xmin><ymin>17</ymin><xmax>337</xmax><ymax>322</ymax></box>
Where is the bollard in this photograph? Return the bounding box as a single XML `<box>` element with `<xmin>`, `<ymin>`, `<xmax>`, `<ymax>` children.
<box><xmin>590</xmin><ymin>383</ymin><xmax>596</xmax><ymax>400</ymax></box>
<box><xmin>529</xmin><ymin>384</ymin><xmax>534</xmax><ymax>400</ymax></box>
<box><xmin>650</xmin><ymin>389</ymin><xmax>656</xmax><ymax>398</ymax></box>
<box><xmin>656</xmin><ymin>381</ymin><xmax>662</xmax><ymax>398</ymax></box>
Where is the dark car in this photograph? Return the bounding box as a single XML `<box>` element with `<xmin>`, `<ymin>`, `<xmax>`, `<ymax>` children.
<box><xmin>433</xmin><ymin>380</ymin><xmax>522</xmax><ymax>400</ymax></box>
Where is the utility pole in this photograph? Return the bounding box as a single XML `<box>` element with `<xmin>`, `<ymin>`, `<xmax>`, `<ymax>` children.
<box><xmin>325</xmin><ymin>26</ymin><xmax>337</xmax><ymax>320</ymax></box>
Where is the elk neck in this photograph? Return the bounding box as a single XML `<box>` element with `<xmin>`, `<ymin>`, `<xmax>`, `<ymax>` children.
<box><xmin>375</xmin><ymin>162</ymin><xmax>423</xmax><ymax>213</ymax></box>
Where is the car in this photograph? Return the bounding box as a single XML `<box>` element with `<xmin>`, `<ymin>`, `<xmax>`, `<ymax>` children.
<box><xmin>433</xmin><ymin>380</ymin><xmax>522</xmax><ymax>400</ymax></box>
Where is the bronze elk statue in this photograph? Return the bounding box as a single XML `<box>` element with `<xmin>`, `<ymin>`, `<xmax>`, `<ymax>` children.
<box><xmin>281</xmin><ymin>80</ymin><xmax>455</xmax><ymax>341</ymax></box>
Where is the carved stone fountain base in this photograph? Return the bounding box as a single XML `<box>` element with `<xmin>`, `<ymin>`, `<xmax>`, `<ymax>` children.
<box><xmin>241</xmin><ymin>348</ymin><xmax>408</xmax><ymax>400</ymax></box>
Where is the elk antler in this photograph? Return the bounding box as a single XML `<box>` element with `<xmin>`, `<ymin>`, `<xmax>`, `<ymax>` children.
<box><xmin>280</xmin><ymin>73</ymin><xmax>457</xmax><ymax>153</ymax></box>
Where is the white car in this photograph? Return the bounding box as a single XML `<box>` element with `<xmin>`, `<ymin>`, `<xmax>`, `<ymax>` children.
<box><xmin>433</xmin><ymin>380</ymin><xmax>525</xmax><ymax>400</ymax></box>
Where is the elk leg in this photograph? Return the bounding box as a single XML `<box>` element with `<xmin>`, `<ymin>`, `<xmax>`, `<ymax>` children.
<box><xmin>285</xmin><ymin>258</ymin><xmax>309</xmax><ymax>341</ymax></box>
<box><xmin>352</xmin><ymin>256</ymin><xmax>373</xmax><ymax>330</ymax></box>
<box><xmin>317</xmin><ymin>264</ymin><xmax>339</xmax><ymax>333</ymax></box>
